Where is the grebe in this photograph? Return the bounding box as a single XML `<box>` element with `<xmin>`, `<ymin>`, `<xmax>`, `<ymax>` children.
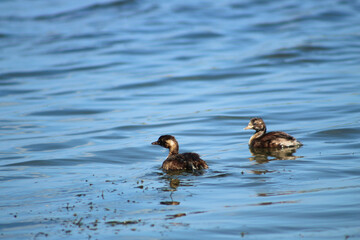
<box><xmin>244</xmin><ymin>118</ymin><xmax>302</xmax><ymax>148</ymax></box>
<box><xmin>151</xmin><ymin>135</ymin><xmax>208</xmax><ymax>171</ymax></box>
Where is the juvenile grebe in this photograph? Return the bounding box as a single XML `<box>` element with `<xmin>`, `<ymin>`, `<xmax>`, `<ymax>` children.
<box><xmin>244</xmin><ymin>118</ymin><xmax>302</xmax><ymax>148</ymax></box>
<box><xmin>151</xmin><ymin>135</ymin><xmax>208</xmax><ymax>171</ymax></box>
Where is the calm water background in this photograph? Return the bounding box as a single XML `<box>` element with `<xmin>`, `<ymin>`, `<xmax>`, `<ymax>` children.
<box><xmin>1</xmin><ymin>0</ymin><xmax>360</xmax><ymax>239</ymax></box>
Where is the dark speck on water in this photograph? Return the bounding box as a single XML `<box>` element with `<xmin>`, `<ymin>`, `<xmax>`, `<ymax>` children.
<box><xmin>106</xmin><ymin>220</ymin><xmax>140</xmax><ymax>226</ymax></box>
<box><xmin>1</xmin><ymin>0</ymin><xmax>360</xmax><ymax>239</ymax></box>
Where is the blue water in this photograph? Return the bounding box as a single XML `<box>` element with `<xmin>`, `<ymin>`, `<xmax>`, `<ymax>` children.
<box><xmin>1</xmin><ymin>0</ymin><xmax>360</xmax><ymax>239</ymax></box>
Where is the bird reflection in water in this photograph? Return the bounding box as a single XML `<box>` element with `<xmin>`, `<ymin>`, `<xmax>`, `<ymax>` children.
<box><xmin>158</xmin><ymin>168</ymin><xmax>200</xmax><ymax>205</ymax></box>
<box><xmin>159</xmin><ymin>177</ymin><xmax>183</xmax><ymax>206</ymax></box>
<box><xmin>248</xmin><ymin>146</ymin><xmax>302</xmax><ymax>164</ymax></box>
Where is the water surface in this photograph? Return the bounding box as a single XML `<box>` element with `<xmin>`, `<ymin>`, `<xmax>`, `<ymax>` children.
<box><xmin>1</xmin><ymin>0</ymin><xmax>360</xmax><ymax>239</ymax></box>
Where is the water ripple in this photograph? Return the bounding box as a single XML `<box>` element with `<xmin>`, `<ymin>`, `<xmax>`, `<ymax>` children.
<box><xmin>21</xmin><ymin>139</ymin><xmax>89</xmax><ymax>152</ymax></box>
<box><xmin>34</xmin><ymin>0</ymin><xmax>137</xmax><ymax>20</ymax></box>
<box><xmin>5</xmin><ymin>158</ymin><xmax>86</xmax><ymax>167</ymax></box>
<box><xmin>0</xmin><ymin>62</ymin><xmax>120</xmax><ymax>80</ymax></box>
<box><xmin>29</xmin><ymin>109</ymin><xmax>109</xmax><ymax>117</ymax></box>
<box><xmin>171</xmin><ymin>31</ymin><xmax>223</xmax><ymax>40</ymax></box>
<box><xmin>312</xmin><ymin>128</ymin><xmax>360</xmax><ymax>139</ymax></box>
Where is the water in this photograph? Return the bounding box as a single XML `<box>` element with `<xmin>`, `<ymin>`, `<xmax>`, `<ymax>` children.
<box><xmin>1</xmin><ymin>0</ymin><xmax>360</xmax><ymax>239</ymax></box>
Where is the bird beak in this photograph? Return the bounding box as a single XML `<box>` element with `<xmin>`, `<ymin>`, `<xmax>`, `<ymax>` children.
<box><xmin>244</xmin><ymin>125</ymin><xmax>252</xmax><ymax>130</ymax></box>
<box><xmin>151</xmin><ymin>141</ymin><xmax>159</xmax><ymax>145</ymax></box>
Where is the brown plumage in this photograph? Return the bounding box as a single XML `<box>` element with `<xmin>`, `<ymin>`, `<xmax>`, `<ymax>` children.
<box><xmin>244</xmin><ymin>118</ymin><xmax>302</xmax><ymax>148</ymax></box>
<box><xmin>151</xmin><ymin>135</ymin><xmax>208</xmax><ymax>171</ymax></box>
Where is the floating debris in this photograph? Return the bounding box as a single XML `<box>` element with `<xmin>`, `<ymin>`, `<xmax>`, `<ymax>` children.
<box><xmin>73</xmin><ymin>217</ymin><xmax>83</xmax><ymax>227</ymax></box>
<box><xmin>105</xmin><ymin>220</ymin><xmax>140</xmax><ymax>226</ymax></box>
<box><xmin>160</xmin><ymin>201</ymin><xmax>180</xmax><ymax>205</ymax></box>
<box><xmin>34</xmin><ymin>232</ymin><xmax>48</xmax><ymax>239</ymax></box>
<box><xmin>166</xmin><ymin>213</ymin><xmax>186</xmax><ymax>219</ymax></box>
